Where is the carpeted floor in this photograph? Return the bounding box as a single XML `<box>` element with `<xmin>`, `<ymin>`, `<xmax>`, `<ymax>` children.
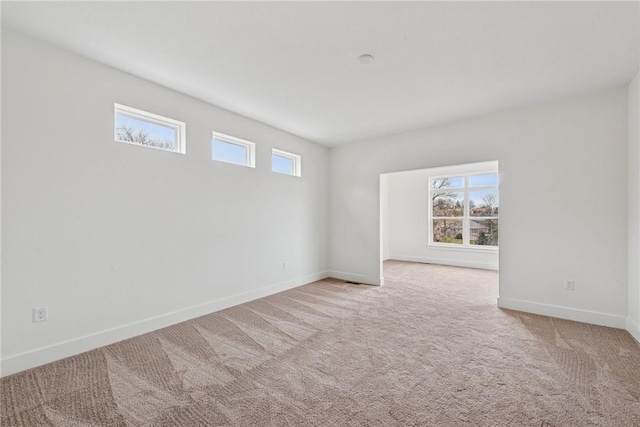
<box><xmin>2</xmin><ymin>261</ymin><xmax>639</xmax><ymax>426</ymax></box>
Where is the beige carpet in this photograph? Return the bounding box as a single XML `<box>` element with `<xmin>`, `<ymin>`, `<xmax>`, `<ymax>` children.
<box><xmin>2</xmin><ymin>261</ymin><xmax>639</xmax><ymax>426</ymax></box>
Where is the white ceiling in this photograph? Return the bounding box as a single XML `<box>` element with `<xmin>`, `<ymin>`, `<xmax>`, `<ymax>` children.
<box><xmin>2</xmin><ymin>2</ymin><xmax>638</xmax><ymax>146</ymax></box>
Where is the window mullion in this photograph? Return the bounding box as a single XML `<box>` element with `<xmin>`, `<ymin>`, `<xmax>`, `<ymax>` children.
<box><xmin>463</xmin><ymin>177</ymin><xmax>469</xmax><ymax>246</ymax></box>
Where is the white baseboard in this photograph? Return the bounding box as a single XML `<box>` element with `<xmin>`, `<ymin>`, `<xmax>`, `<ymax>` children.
<box><xmin>627</xmin><ymin>317</ymin><xmax>640</xmax><ymax>344</ymax></box>
<box><xmin>328</xmin><ymin>270</ymin><xmax>382</xmax><ymax>286</ymax></box>
<box><xmin>497</xmin><ymin>297</ymin><xmax>627</xmax><ymax>329</ymax></box>
<box><xmin>1</xmin><ymin>270</ymin><xmax>329</xmax><ymax>377</ymax></box>
<box><xmin>388</xmin><ymin>254</ymin><xmax>498</xmax><ymax>271</ymax></box>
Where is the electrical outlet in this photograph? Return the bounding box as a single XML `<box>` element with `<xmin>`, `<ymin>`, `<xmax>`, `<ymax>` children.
<box><xmin>33</xmin><ymin>307</ymin><xmax>48</xmax><ymax>323</ymax></box>
<box><xmin>564</xmin><ymin>279</ymin><xmax>575</xmax><ymax>291</ymax></box>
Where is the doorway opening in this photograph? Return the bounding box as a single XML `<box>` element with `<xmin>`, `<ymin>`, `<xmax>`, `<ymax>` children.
<box><xmin>380</xmin><ymin>161</ymin><xmax>499</xmax><ymax>298</ymax></box>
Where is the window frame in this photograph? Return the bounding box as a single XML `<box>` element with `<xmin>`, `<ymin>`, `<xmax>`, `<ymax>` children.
<box><xmin>271</xmin><ymin>148</ymin><xmax>302</xmax><ymax>177</ymax></box>
<box><xmin>211</xmin><ymin>131</ymin><xmax>256</xmax><ymax>168</ymax></box>
<box><xmin>114</xmin><ymin>103</ymin><xmax>186</xmax><ymax>154</ymax></box>
<box><xmin>429</xmin><ymin>172</ymin><xmax>499</xmax><ymax>250</ymax></box>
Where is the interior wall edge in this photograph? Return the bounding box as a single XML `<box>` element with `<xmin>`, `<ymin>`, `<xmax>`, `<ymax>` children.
<box><xmin>626</xmin><ymin>317</ymin><xmax>640</xmax><ymax>344</ymax></box>
<box><xmin>327</xmin><ymin>270</ymin><xmax>381</xmax><ymax>286</ymax></box>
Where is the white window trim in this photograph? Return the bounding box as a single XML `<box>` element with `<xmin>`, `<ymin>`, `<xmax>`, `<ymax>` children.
<box><xmin>114</xmin><ymin>103</ymin><xmax>186</xmax><ymax>154</ymax></box>
<box><xmin>272</xmin><ymin>148</ymin><xmax>302</xmax><ymax>177</ymax></box>
<box><xmin>429</xmin><ymin>171</ymin><xmax>499</xmax><ymax>251</ymax></box>
<box><xmin>211</xmin><ymin>131</ymin><xmax>256</xmax><ymax>168</ymax></box>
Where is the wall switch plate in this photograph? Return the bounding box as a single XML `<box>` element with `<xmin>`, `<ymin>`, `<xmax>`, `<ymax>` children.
<box><xmin>33</xmin><ymin>307</ymin><xmax>48</xmax><ymax>322</ymax></box>
<box><xmin>283</xmin><ymin>261</ymin><xmax>288</xmax><ymax>270</ymax></box>
<box><xmin>564</xmin><ymin>279</ymin><xmax>575</xmax><ymax>291</ymax></box>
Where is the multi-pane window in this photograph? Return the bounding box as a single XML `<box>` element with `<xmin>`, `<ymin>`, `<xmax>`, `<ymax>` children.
<box><xmin>211</xmin><ymin>132</ymin><xmax>256</xmax><ymax>168</ymax></box>
<box><xmin>430</xmin><ymin>173</ymin><xmax>499</xmax><ymax>247</ymax></box>
<box><xmin>272</xmin><ymin>149</ymin><xmax>301</xmax><ymax>177</ymax></box>
<box><xmin>114</xmin><ymin>103</ymin><xmax>186</xmax><ymax>153</ymax></box>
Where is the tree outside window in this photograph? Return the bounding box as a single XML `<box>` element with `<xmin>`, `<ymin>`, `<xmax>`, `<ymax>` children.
<box><xmin>430</xmin><ymin>174</ymin><xmax>499</xmax><ymax>247</ymax></box>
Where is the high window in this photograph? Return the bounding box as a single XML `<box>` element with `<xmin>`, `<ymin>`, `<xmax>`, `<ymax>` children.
<box><xmin>211</xmin><ymin>132</ymin><xmax>256</xmax><ymax>168</ymax></box>
<box><xmin>272</xmin><ymin>149</ymin><xmax>301</xmax><ymax>177</ymax></box>
<box><xmin>430</xmin><ymin>172</ymin><xmax>499</xmax><ymax>247</ymax></box>
<box><xmin>114</xmin><ymin>103</ymin><xmax>186</xmax><ymax>153</ymax></box>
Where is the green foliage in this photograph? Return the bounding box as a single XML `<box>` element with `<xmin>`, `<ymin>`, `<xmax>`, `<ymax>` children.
<box><xmin>475</xmin><ymin>220</ymin><xmax>499</xmax><ymax>246</ymax></box>
<box><xmin>440</xmin><ymin>237</ymin><xmax>462</xmax><ymax>244</ymax></box>
<box><xmin>476</xmin><ymin>231</ymin><xmax>488</xmax><ymax>245</ymax></box>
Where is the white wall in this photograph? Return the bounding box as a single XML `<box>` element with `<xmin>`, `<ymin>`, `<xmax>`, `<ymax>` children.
<box><xmin>1</xmin><ymin>30</ymin><xmax>329</xmax><ymax>375</ymax></box>
<box><xmin>380</xmin><ymin>174</ymin><xmax>390</xmax><ymax>261</ymax></box>
<box><xmin>628</xmin><ymin>70</ymin><xmax>640</xmax><ymax>343</ymax></box>
<box><xmin>330</xmin><ymin>88</ymin><xmax>629</xmax><ymax>328</ymax></box>
<box><xmin>384</xmin><ymin>162</ymin><xmax>499</xmax><ymax>271</ymax></box>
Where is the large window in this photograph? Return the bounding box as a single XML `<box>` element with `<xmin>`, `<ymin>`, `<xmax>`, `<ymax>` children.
<box><xmin>430</xmin><ymin>173</ymin><xmax>499</xmax><ymax>247</ymax></box>
<box><xmin>114</xmin><ymin>103</ymin><xmax>186</xmax><ymax>153</ymax></box>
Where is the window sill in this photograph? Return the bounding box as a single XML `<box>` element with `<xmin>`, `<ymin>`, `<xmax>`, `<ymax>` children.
<box><xmin>427</xmin><ymin>244</ymin><xmax>499</xmax><ymax>253</ymax></box>
<box><xmin>115</xmin><ymin>138</ymin><xmax>185</xmax><ymax>154</ymax></box>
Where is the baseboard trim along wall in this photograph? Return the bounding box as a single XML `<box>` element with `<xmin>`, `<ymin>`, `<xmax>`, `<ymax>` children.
<box><xmin>498</xmin><ymin>297</ymin><xmax>627</xmax><ymax>329</ymax></box>
<box><xmin>1</xmin><ymin>271</ymin><xmax>330</xmax><ymax>377</ymax></box>
<box><xmin>328</xmin><ymin>270</ymin><xmax>382</xmax><ymax>286</ymax></box>
<box><xmin>627</xmin><ymin>317</ymin><xmax>640</xmax><ymax>344</ymax></box>
<box><xmin>388</xmin><ymin>254</ymin><xmax>498</xmax><ymax>271</ymax></box>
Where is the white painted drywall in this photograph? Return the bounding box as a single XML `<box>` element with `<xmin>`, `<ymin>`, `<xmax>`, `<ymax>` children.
<box><xmin>380</xmin><ymin>174</ymin><xmax>390</xmax><ymax>261</ymax></box>
<box><xmin>384</xmin><ymin>163</ymin><xmax>499</xmax><ymax>271</ymax></box>
<box><xmin>1</xmin><ymin>30</ymin><xmax>329</xmax><ymax>375</ymax></box>
<box><xmin>628</xmin><ymin>70</ymin><xmax>640</xmax><ymax>343</ymax></box>
<box><xmin>330</xmin><ymin>88</ymin><xmax>629</xmax><ymax>327</ymax></box>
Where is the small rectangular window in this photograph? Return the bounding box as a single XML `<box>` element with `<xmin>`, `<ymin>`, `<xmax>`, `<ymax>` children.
<box><xmin>114</xmin><ymin>103</ymin><xmax>185</xmax><ymax>153</ymax></box>
<box><xmin>272</xmin><ymin>149</ymin><xmax>301</xmax><ymax>177</ymax></box>
<box><xmin>211</xmin><ymin>132</ymin><xmax>256</xmax><ymax>168</ymax></box>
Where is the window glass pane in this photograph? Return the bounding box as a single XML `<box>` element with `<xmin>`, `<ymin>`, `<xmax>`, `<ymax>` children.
<box><xmin>272</xmin><ymin>154</ymin><xmax>295</xmax><ymax>175</ymax></box>
<box><xmin>432</xmin><ymin>192</ymin><xmax>464</xmax><ymax>217</ymax></box>
<box><xmin>469</xmin><ymin>173</ymin><xmax>499</xmax><ymax>187</ymax></box>
<box><xmin>115</xmin><ymin>113</ymin><xmax>176</xmax><ymax>151</ymax></box>
<box><xmin>212</xmin><ymin>139</ymin><xmax>248</xmax><ymax>166</ymax></box>
<box><xmin>470</xmin><ymin>219</ymin><xmax>499</xmax><ymax>246</ymax></box>
<box><xmin>469</xmin><ymin>190</ymin><xmax>499</xmax><ymax>217</ymax></box>
<box><xmin>432</xmin><ymin>219</ymin><xmax>463</xmax><ymax>244</ymax></box>
<box><xmin>431</xmin><ymin>176</ymin><xmax>463</xmax><ymax>190</ymax></box>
